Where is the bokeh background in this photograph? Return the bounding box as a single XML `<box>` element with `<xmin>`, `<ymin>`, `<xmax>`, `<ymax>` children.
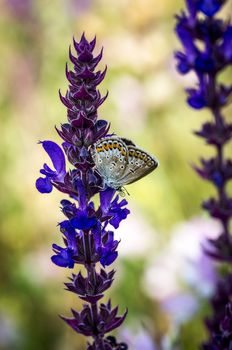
<box><xmin>0</xmin><ymin>0</ymin><xmax>232</xmax><ymax>349</ymax></box>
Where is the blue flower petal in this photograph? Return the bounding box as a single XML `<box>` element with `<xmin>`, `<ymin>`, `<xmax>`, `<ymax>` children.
<box><xmin>36</xmin><ymin>140</ymin><xmax>66</xmax><ymax>194</ymax></box>
<box><xmin>198</xmin><ymin>0</ymin><xmax>223</xmax><ymax>16</ymax></box>
<box><xmin>41</xmin><ymin>141</ymin><xmax>66</xmax><ymax>176</ymax></box>
<box><xmin>51</xmin><ymin>254</ymin><xmax>74</xmax><ymax>268</ymax></box>
<box><xmin>35</xmin><ymin>177</ymin><xmax>53</xmax><ymax>193</ymax></box>
<box><xmin>100</xmin><ymin>250</ymin><xmax>118</xmax><ymax>267</ymax></box>
<box><xmin>51</xmin><ymin>245</ymin><xmax>75</xmax><ymax>268</ymax></box>
<box><xmin>59</xmin><ymin>220</ymin><xmax>76</xmax><ymax>234</ymax></box>
<box><xmin>187</xmin><ymin>89</ymin><xmax>206</xmax><ymax>109</ymax></box>
<box><xmin>70</xmin><ymin>211</ymin><xmax>98</xmax><ymax>230</ymax></box>
<box><xmin>100</xmin><ymin>187</ymin><xmax>116</xmax><ymax>213</ymax></box>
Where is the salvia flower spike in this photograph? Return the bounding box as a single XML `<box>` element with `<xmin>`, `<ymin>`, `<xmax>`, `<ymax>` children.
<box><xmin>36</xmin><ymin>34</ymin><xmax>130</xmax><ymax>350</ymax></box>
<box><xmin>175</xmin><ymin>0</ymin><xmax>232</xmax><ymax>348</ymax></box>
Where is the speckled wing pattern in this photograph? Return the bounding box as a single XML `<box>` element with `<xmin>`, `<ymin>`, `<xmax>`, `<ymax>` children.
<box><xmin>91</xmin><ymin>136</ymin><xmax>158</xmax><ymax>189</ymax></box>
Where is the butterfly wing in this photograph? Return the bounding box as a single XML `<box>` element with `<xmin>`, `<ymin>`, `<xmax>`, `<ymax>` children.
<box><xmin>118</xmin><ymin>145</ymin><xmax>159</xmax><ymax>186</ymax></box>
<box><xmin>91</xmin><ymin>137</ymin><xmax>129</xmax><ymax>188</ymax></box>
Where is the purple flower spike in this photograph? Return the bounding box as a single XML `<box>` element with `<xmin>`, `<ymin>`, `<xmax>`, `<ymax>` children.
<box><xmin>36</xmin><ymin>34</ymin><xmax>130</xmax><ymax>349</ymax></box>
<box><xmin>36</xmin><ymin>141</ymin><xmax>66</xmax><ymax>193</ymax></box>
<box><xmin>175</xmin><ymin>0</ymin><xmax>232</xmax><ymax>349</ymax></box>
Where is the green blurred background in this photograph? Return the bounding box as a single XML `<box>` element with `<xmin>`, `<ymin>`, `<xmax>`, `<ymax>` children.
<box><xmin>0</xmin><ymin>0</ymin><xmax>232</xmax><ymax>349</ymax></box>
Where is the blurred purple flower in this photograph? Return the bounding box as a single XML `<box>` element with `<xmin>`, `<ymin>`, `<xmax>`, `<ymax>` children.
<box><xmin>161</xmin><ymin>293</ymin><xmax>199</xmax><ymax>325</ymax></box>
<box><xmin>175</xmin><ymin>0</ymin><xmax>232</xmax><ymax>348</ymax></box>
<box><xmin>66</xmin><ymin>0</ymin><xmax>92</xmax><ymax>16</ymax></box>
<box><xmin>6</xmin><ymin>0</ymin><xmax>33</xmax><ymax>20</ymax></box>
<box><xmin>121</xmin><ymin>328</ymin><xmax>158</xmax><ymax>350</ymax></box>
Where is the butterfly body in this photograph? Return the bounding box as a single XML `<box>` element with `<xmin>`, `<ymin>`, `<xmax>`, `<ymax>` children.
<box><xmin>91</xmin><ymin>136</ymin><xmax>158</xmax><ymax>190</ymax></box>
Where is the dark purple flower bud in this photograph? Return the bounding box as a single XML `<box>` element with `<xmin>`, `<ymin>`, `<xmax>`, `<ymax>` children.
<box><xmin>192</xmin><ymin>157</ymin><xmax>232</xmax><ymax>188</ymax></box>
<box><xmin>220</xmin><ymin>303</ymin><xmax>232</xmax><ymax>335</ymax></box>
<box><xmin>65</xmin><ymin>269</ymin><xmax>115</xmax><ymax>302</ymax></box>
<box><xmin>36</xmin><ymin>141</ymin><xmax>66</xmax><ymax>193</ymax></box>
<box><xmin>98</xmin><ymin>301</ymin><xmax>128</xmax><ymax>333</ymax></box>
<box><xmin>93</xmin><ymin>119</ymin><xmax>110</xmax><ymax>142</ymax></box>
<box><xmin>197</xmin><ymin>0</ymin><xmax>225</xmax><ymax>17</ymax></box>
<box><xmin>204</xmin><ymin>233</ymin><xmax>232</xmax><ymax>262</ymax></box>
<box><xmin>203</xmin><ymin>197</ymin><xmax>232</xmax><ymax>221</ymax></box>
<box><xmin>61</xmin><ymin>305</ymin><xmax>94</xmax><ymax>336</ymax></box>
<box><xmin>195</xmin><ymin>122</ymin><xmax>232</xmax><ymax>145</ymax></box>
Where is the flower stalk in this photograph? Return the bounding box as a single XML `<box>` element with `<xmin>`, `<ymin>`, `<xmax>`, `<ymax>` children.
<box><xmin>175</xmin><ymin>0</ymin><xmax>232</xmax><ymax>347</ymax></box>
<box><xmin>36</xmin><ymin>34</ymin><xmax>129</xmax><ymax>350</ymax></box>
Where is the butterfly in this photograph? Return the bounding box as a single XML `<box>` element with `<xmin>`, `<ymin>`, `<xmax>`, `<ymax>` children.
<box><xmin>90</xmin><ymin>136</ymin><xmax>159</xmax><ymax>190</ymax></box>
